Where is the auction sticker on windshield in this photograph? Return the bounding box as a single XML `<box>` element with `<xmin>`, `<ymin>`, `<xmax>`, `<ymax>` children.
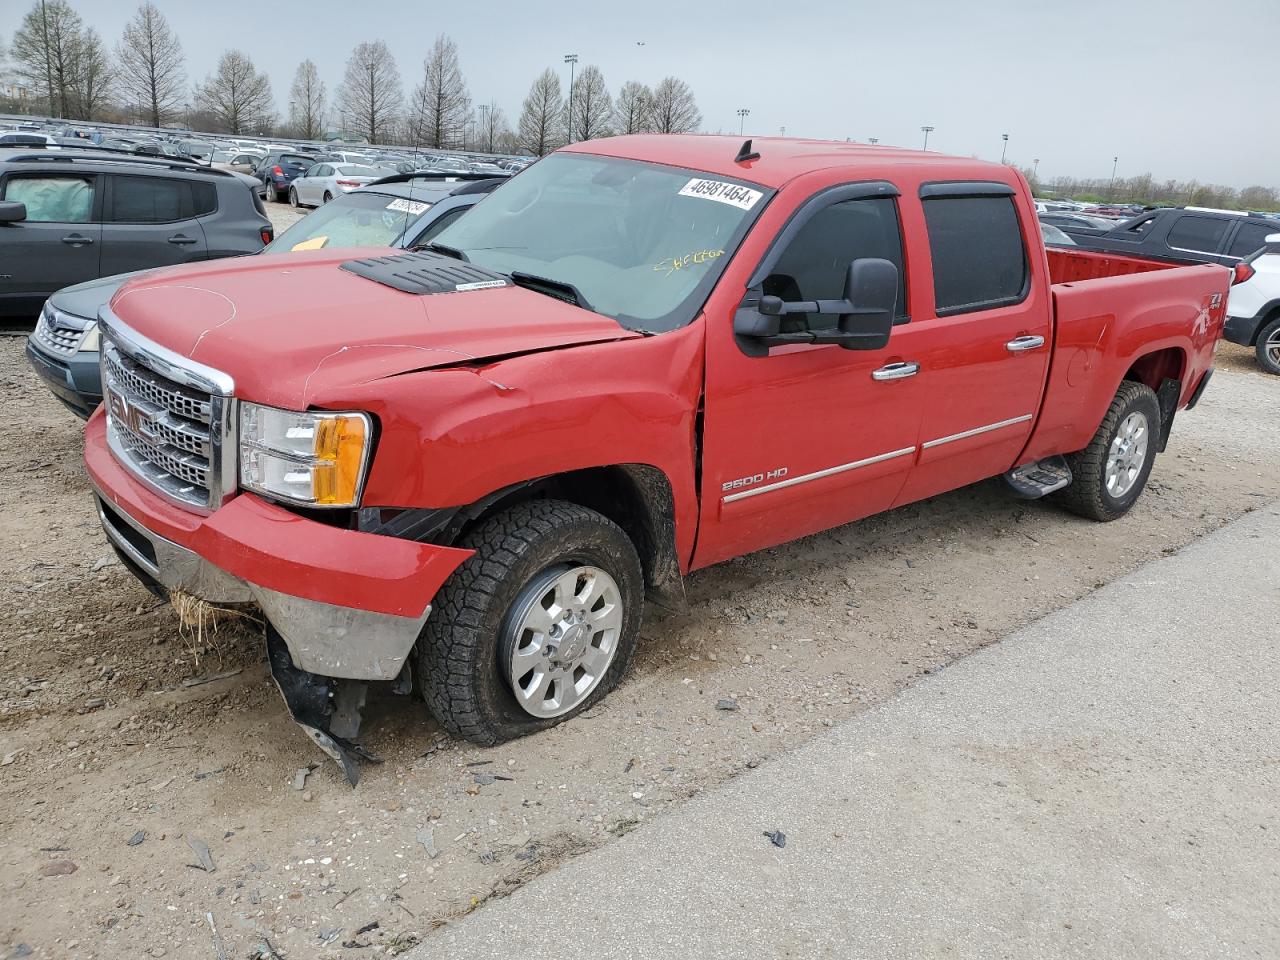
<box><xmin>678</xmin><ymin>178</ymin><xmax>762</xmax><ymax>210</ymax></box>
<box><xmin>386</xmin><ymin>198</ymin><xmax>430</xmax><ymax>215</ymax></box>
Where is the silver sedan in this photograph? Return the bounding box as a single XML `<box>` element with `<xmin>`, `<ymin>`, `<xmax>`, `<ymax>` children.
<box><xmin>288</xmin><ymin>163</ymin><xmax>381</xmax><ymax>208</ymax></box>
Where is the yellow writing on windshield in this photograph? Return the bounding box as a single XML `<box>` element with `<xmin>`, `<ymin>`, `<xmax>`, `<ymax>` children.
<box><xmin>653</xmin><ymin>248</ymin><xmax>724</xmax><ymax>277</ymax></box>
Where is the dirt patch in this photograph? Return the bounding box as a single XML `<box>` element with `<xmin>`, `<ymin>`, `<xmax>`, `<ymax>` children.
<box><xmin>1</xmin><ymin>337</ymin><xmax>1277</xmax><ymax>959</ymax></box>
<box><xmin>1215</xmin><ymin>338</ymin><xmax>1274</xmax><ymax>377</ymax></box>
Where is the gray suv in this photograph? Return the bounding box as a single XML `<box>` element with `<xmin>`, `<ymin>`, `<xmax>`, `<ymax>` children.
<box><xmin>0</xmin><ymin>148</ymin><xmax>273</xmax><ymax>318</ymax></box>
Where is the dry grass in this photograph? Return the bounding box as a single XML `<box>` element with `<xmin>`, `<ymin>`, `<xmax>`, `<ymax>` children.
<box><xmin>169</xmin><ymin>589</ymin><xmax>259</xmax><ymax>664</ymax></box>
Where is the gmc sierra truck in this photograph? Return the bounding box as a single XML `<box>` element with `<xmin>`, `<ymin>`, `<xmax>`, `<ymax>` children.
<box><xmin>84</xmin><ymin>136</ymin><xmax>1228</xmax><ymax>781</ymax></box>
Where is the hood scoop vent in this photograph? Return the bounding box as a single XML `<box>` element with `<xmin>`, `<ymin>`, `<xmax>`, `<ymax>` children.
<box><xmin>340</xmin><ymin>251</ymin><xmax>510</xmax><ymax>295</ymax></box>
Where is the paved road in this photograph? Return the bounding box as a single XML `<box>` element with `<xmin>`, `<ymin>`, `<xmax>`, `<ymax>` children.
<box><xmin>411</xmin><ymin>504</ymin><xmax>1280</xmax><ymax>959</ymax></box>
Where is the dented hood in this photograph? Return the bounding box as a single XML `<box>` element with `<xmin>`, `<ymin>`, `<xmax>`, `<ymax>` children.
<box><xmin>106</xmin><ymin>248</ymin><xmax>642</xmax><ymax>409</ymax></box>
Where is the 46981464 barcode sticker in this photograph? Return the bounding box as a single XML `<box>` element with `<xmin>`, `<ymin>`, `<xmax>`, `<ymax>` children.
<box><xmin>678</xmin><ymin>178</ymin><xmax>763</xmax><ymax>210</ymax></box>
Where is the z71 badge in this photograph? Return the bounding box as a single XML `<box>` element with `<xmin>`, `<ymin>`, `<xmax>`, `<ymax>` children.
<box><xmin>722</xmin><ymin>467</ymin><xmax>788</xmax><ymax>492</ymax></box>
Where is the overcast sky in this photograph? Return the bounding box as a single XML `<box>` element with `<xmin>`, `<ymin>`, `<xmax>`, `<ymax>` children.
<box><xmin>8</xmin><ymin>0</ymin><xmax>1277</xmax><ymax>187</ymax></box>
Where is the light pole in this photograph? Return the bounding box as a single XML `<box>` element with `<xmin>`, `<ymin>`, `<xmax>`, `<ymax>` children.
<box><xmin>1001</xmin><ymin>133</ymin><xmax>1009</xmax><ymax>164</ymax></box>
<box><xmin>564</xmin><ymin>54</ymin><xmax>579</xmax><ymax>143</ymax></box>
<box><xmin>779</xmin><ymin>125</ymin><xmax>786</xmax><ymax>137</ymax></box>
<box><xmin>921</xmin><ymin>125</ymin><xmax>934</xmax><ymax>150</ymax></box>
<box><xmin>1032</xmin><ymin>158</ymin><xmax>1040</xmax><ymax>177</ymax></box>
<box><xmin>479</xmin><ymin>103</ymin><xmax>491</xmax><ymax>152</ymax></box>
<box><xmin>1109</xmin><ymin>156</ymin><xmax>1118</xmax><ymax>199</ymax></box>
<box><xmin>736</xmin><ymin>108</ymin><xmax>750</xmax><ymax>135</ymax></box>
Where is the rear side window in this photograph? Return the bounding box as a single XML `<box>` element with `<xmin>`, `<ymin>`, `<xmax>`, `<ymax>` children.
<box><xmin>1167</xmin><ymin>215</ymin><xmax>1229</xmax><ymax>254</ymax></box>
<box><xmin>762</xmin><ymin>196</ymin><xmax>908</xmax><ymax>329</ymax></box>
<box><xmin>191</xmin><ymin>182</ymin><xmax>216</xmax><ymax>217</ymax></box>
<box><xmin>111</xmin><ymin>175</ymin><xmax>187</xmax><ymax>222</ymax></box>
<box><xmin>923</xmin><ymin>196</ymin><xmax>1028</xmax><ymax>314</ymax></box>
<box><xmin>2</xmin><ymin>174</ymin><xmax>94</xmax><ymax>222</ymax></box>
<box><xmin>1228</xmin><ymin>222</ymin><xmax>1275</xmax><ymax>258</ymax></box>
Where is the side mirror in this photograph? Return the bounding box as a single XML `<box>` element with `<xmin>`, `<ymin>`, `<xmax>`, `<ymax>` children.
<box><xmin>0</xmin><ymin>200</ymin><xmax>27</xmax><ymax>224</ymax></box>
<box><xmin>734</xmin><ymin>257</ymin><xmax>898</xmax><ymax>356</ymax></box>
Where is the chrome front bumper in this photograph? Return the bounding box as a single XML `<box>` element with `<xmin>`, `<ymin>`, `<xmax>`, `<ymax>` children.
<box><xmin>95</xmin><ymin>490</ymin><xmax>430</xmax><ymax>681</ymax></box>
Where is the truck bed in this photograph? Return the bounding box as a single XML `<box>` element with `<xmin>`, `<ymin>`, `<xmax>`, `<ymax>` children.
<box><xmin>1021</xmin><ymin>247</ymin><xmax>1229</xmax><ymax>464</ymax></box>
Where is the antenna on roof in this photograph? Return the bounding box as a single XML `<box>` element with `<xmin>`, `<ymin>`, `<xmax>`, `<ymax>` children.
<box><xmin>734</xmin><ymin>139</ymin><xmax>760</xmax><ymax>164</ymax></box>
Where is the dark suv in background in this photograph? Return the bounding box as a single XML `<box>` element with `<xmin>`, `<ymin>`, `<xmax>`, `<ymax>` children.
<box><xmin>1057</xmin><ymin>206</ymin><xmax>1279</xmax><ymax>266</ymax></box>
<box><xmin>254</xmin><ymin>150</ymin><xmax>315</xmax><ymax>202</ymax></box>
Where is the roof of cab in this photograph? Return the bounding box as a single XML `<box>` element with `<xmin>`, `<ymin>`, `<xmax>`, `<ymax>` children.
<box><xmin>567</xmin><ymin>134</ymin><xmax>1011</xmax><ymax>190</ymax></box>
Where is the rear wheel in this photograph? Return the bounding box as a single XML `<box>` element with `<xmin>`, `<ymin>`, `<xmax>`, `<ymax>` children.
<box><xmin>263</xmin><ymin>182</ymin><xmax>276</xmax><ymax>203</ymax></box>
<box><xmin>322</xmin><ymin>190</ymin><xmax>333</xmax><ymax>204</ymax></box>
<box><xmin>417</xmin><ymin>500</ymin><xmax>644</xmax><ymax>745</ymax></box>
<box><xmin>1055</xmin><ymin>380</ymin><xmax>1161</xmax><ymax>522</ymax></box>
<box><xmin>1255</xmin><ymin>316</ymin><xmax>1280</xmax><ymax>375</ymax></box>
<box><xmin>288</xmin><ymin>186</ymin><xmax>300</xmax><ymax>208</ymax></box>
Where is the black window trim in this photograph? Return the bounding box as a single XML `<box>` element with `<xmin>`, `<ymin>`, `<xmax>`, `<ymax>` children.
<box><xmin>1165</xmin><ymin>212</ymin><xmax>1232</xmax><ymax>258</ymax></box>
<box><xmin>745</xmin><ymin>179</ymin><xmax>910</xmax><ymax>324</ymax></box>
<box><xmin>920</xmin><ymin>181</ymin><xmax>1031</xmax><ymax>317</ymax></box>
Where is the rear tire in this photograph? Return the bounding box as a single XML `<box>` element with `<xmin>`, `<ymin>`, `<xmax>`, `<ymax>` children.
<box><xmin>288</xmin><ymin>187</ymin><xmax>299</xmax><ymax>208</ymax></box>
<box><xmin>263</xmin><ymin>183</ymin><xmax>276</xmax><ymax>203</ymax></box>
<box><xmin>1055</xmin><ymin>380</ymin><xmax>1161</xmax><ymax>522</ymax></box>
<box><xmin>322</xmin><ymin>190</ymin><xmax>333</xmax><ymax>204</ymax></box>
<box><xmin>1255</xmin><ymin>316</ymin><xmax>1280</xmax><ymax>375</ymax></box>
<box><xmin>417</xmin><ymin>500</ymin><xmax>644</xmax><ymax>745</ymax></box>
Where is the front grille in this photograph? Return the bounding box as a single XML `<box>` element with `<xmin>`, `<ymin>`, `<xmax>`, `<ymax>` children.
<box><xmin>33</xmin><ymin>307</ymin><xmax>88</xmax><ymax>357</ymax></box>
<box><xmin>100</xmin><ymin>324</ymin><xmax>234</xmax><ymax>512</ymax></box>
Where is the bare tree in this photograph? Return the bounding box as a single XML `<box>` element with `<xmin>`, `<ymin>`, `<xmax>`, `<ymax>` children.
<box><xmin>115</xmin><ymin>2</ymin><xmax>185</xmax><ymax>127</ymax></box>
<box><xmin>564</xmin><ymin>64</ymin><xmax>612</xmax><ymax>142</ymax></box>
<box><xmin>195</xmin><ymin>49</ymin><xmax>273</xmax><ymax>135</ymax></box>
<box><xmin>476</xmin><ymin>100</ymin><xmax>510</xmax><ymax>154</ymax></box>
<box><xmin>288</xmin><ymin>59</ymin><xmax>325</xmax><ymax>140</ymax></box>
<box><xmin>517</xmin><ymin>68</ymin><xmax>563</xmax><ymax>157</ymax></box>
<box><xmin>10</xmin><ymin>0</ymin><xmax>86</xmax><ymax>118</ymax></box>
<box><xmin>337</xmin><ymin>40</ymin><xmax>402</xmax><ymax>143</ymax></box>
<box><xmin>68</xmin><ymin>26</ymin><xmax>110</xmax><ymax>120</ymax></box>
<box><xmin>406</xmin><ymin>35</ymin><xmax>471</xmax><ymax>149</ymax></box>
<box><xmin>615</xmin><ymin>81</ymin><xmax>652</xmax><ymax>135</ymax></box>
<box><xmin>649</xmin><ymin>76</ymin><xmax>701</xmax><ymax>134</ymax></box>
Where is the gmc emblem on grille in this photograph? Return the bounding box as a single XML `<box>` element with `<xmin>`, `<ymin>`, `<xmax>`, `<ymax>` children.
<box><xmin>106</xmin><ymin>387</ymin><xmax>157</xmax><ymax>435</ymax></box>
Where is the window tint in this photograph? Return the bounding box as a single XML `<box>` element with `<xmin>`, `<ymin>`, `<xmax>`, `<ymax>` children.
<box><xmin>1228</xmin><ymin>222</ymin><xmax>1275</xmax><ymax>258</ymax></box>
<box><xmin>191</xmin><ymin>182</ymin><xmax>216</xmax><ymax>217</ymax></box>
<box><xmin>110</xmin><ymin>175</ymin><xmax>188</xmax><ymax>222</ymax></box>
<box><xmin>2</xmin><ymin>175</ymin><xmax>94</xmax><ymax>222</ymax></box>
<box><xmin>1167</xmin><ymin>215</ymin><xmax>1229</xmax><ymax>254</ymax></box>
<box><xmin>762</xmin><ymin>196</ymin><xmax>907</xmax><ymax>330</ymax></box>
<box><xmin>923</xmin><ymin>196</ymin><xmax>1028</xmax><ymax>314</ymax></box>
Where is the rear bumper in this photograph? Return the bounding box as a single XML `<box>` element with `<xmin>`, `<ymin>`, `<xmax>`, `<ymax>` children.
<box><xmin>1224</xmin><ymin>312</ymin><xmax>1264</xmax><ymax>347</ymax></box>
<box><xmin>84</xmin><ymin>410</ymin><xmax>473</xmax><ymax>680</ymax></box>
<box><xmin>26</xmin><ymin>340</ymin><xmax>102</xmax><ymax>419</ymax></box>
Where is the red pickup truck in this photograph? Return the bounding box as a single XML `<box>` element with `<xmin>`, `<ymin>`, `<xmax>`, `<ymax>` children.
<box><xmin>85</xmin><ymin>136</ymin><xmax>1227</xmax><ymax>780</ymax></box>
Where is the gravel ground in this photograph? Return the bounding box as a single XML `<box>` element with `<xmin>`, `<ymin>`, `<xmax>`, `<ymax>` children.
<box><xmin>0</xmin><ymin>273</ymin><xmax>1277</xmax><ymax>957</ymax></box>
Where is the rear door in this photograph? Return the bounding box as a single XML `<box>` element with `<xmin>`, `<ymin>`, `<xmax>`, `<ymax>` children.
<box><xmin>1164</xmin><ymin>213</ymin><xmax>1233</xmax><ymax>265</ymax></box>
<box><xmin>892</xmin><ymin>182</ymin><xmax>1051</xmax><ymax>507</ymax></box>
<box><xmin>695</xmin><ymin>182</ymin><xmax>930</xmax><ymax>568</ymax></box>
<box><xmin>99</xmin><ymin>173</ymin><xmax>209</xmax><ymax>275</ymax></box>
<box><xmin>0</xmin><ymin>171</ymin><xmax>101</xmax><ymax>308</ymax></box>
<box><xmin>1223</xmin><ymin>219</ymin><xmax>1276</xmax><ymax>263</ymax></box>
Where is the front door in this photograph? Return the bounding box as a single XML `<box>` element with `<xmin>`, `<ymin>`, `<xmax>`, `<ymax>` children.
<box><xmin>893</xmin><ymin>184</ymin><xmax>1050</xmax><ymax>506</ymax></box>
<box><xmin>694</xmin><ymin>183</ymin><xmax>929</xmax><ymax>568</ymax></box>
<box><xmin>0</xmin><ymin>172</ymin><xmax>101</xmax><ymax>310</ymax></box>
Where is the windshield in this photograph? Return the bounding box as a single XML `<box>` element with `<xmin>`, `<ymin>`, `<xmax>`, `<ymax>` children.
<box><xmin>265</xmin><ymin>191</ymin><xmax>427</xmax><ymax>252</ymax></box>
<box><xmin>432</xmin><ymin>152</ymin><xmax>770</xmax><ymax>331</ymax></box>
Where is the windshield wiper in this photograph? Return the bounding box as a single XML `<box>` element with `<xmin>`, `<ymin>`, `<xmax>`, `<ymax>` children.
<box><xmin>424</xmin><ymin>241</ymin><xmax>470</xmax><ymax>262</ymax></box>
<box><xmin>508</xmin><ymin>271</ymin><xmax>594</xmax><ymax>311</ymax></box>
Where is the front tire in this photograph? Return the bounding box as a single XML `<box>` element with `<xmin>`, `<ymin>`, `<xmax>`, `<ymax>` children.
<box><xmin>1255</xmin><ymin>316</ymin><xmax>1280</xmax><ymax>375</ymax></box>
<box><xmin>418</xmin><ymin>500</ymin><xmax>644</xmax><ymax>745</ymax></box>
<box><xmin>1056</xmin><ymin>380</ymin><xmax>1161</xmax><ymax>522</ymax></box>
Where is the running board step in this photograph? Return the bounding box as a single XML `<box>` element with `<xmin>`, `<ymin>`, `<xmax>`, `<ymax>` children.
<box><xmin>1004</xmin><ymin>455</ymin><xmax>1072</xmax><ymax>499</ymax></box>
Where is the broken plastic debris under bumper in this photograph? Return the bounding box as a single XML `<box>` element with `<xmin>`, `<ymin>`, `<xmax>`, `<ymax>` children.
<box><xmin>83</xmin><ymin>410</ymin><xmax>473</xmax><ymax>681</ymax></box>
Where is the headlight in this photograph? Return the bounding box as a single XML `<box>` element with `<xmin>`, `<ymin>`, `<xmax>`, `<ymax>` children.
<box><xmin>239</xmin><ymin>403</ymin><xmax>372</xmax><ymax>508</ymax></box>
<box><xmin>77</xmin><ymin>321</ymin><xmax>100</xmax><ymax>352</ymax></box>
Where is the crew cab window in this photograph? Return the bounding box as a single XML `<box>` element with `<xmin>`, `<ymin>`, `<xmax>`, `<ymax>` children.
<box><xmin>923</xmin><ymin>196</ymin><xmax>1028</xmax><ymax>314</ymax></box>
<box><xmin>1167</xmin><ymin>215</ymin><xmax>1229</xmax><ymax>254</ymax></box>
<box><xmin>2</xmin><ymin>174</ymin><xmax>94</xmax><ymax>222</ymax></box>
<box><xmin>762</xmin><ymin>197</ymin><xmax>907</xmax><ymax>329</ymax></box>
<box><xmin>1228</xmin><ymin>222</ymin><xmax>1274</xmax><ymax>259</ymax></box>
<box><xmin>110</xmin><ymin>175</ymin><xmax>190</xmax><ymax>222</ymax></box>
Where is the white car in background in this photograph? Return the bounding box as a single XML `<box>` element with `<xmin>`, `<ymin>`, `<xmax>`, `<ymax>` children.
<box><xmin>1224</xmin><ymin>231</ymin><xmax>1280</xmax><ymax>374</ymax></box>
<box><xmin>288</xmin><ymin>163</ymin><xmax>381</xmax><ymax>207</ymax></box>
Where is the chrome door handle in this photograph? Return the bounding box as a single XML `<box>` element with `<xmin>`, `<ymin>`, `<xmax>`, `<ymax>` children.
<box><xmin>1006</xmin><ymin>335</ymin><xmax>1045</xmax><ymax>352</ymax></box>
<box><xmin>872</xmin><ymin>361</ymin><xmax>920</xmax><ymax>381</ymax></box>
